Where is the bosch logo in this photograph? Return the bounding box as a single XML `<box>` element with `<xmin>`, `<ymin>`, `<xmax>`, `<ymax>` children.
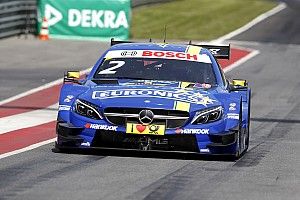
<box><xmin>139</xmin><ymin>110</ymin><xmax>154</xmax><ymax>125</ymax></box>
<box><xmin>121</xmin><ymin>51</ymin><xmax>137</xmax><ymax>56</ymax></box>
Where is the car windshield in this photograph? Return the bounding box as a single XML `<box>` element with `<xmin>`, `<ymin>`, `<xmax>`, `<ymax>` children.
<box><xmin>94</xmin><ymin>57</ymin><xmax>217</xmax><ymax>85</ymax></box>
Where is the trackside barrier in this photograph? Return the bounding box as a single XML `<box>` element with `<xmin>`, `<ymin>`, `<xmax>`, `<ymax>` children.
<box><xmin>37</xmin><ymin>0</ymin><xmax>131</xmax><ymax>40</ymax></box>
<box><xmin>0</xmin><ymin>0</ymin><xmax>173</xmax><ymax>40</ymax></box>
<box><xmin>0</xmin><ymin>0</ymin><xmax>37</xmax><ymax>39</ymax></box>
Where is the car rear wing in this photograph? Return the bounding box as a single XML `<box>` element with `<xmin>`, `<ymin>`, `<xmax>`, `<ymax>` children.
<box><xmin>188</xmin><ymin>43</ymin><xmax>230</xmax><ymax>59</ymax></box>
<box><xmin>110</xmin><ymin>38</ymin><xmax>230</xmax><ymax>59</ymax></box>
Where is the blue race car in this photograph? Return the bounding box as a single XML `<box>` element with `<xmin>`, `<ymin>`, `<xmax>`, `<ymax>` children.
<box><xmin>55</xmin><ymin>39</ymin><xmax>251</xmax><ymax>159</ymax></box>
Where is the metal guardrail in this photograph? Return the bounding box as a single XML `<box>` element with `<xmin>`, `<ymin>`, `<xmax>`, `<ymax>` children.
<box><xmin>0</xmin><ymin>0</ymin><xmax>37</xmax><ymax>39</ymax></box>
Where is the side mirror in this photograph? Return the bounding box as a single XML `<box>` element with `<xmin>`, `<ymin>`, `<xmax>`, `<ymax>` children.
<box><xmin>232</xmin><ymin>79</ymin><xmax>247</xmax><ymax>87</ymax></box>
<box><xmin>230</xmin><ymin>79</ymin><xmax>248</xmax><ymax>91</ymax></box>
<box><xmin>64</xmin><ymin>71</ymin><xmax>80</xmax><ymax>84</ymax></box>
<box><xmin>67</xmin><ymin>71</ymin><xmax>80</xmax><ymax>79</ymax></box>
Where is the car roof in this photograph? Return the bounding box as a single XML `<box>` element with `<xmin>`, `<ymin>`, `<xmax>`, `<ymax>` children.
<box><xmin>88</xmin><ymin>42</ymin><xmax>226</xmax><ymax>87</ymax></box>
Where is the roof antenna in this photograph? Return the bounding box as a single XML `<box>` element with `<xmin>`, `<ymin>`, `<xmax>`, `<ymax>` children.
<box><xmin>189</xmin><ymin>40</ymin><xmax>192</xmax><ymax>45</ymax></box>
<box><xmin>149</xmin><ymin>38</ymin><xmax>152</xmax><ymax>42</ymax></box>
<box><xmin>110</xmin><ymin>38</ymin><xmax>114</xmax><ymax>46</ymax></box>
<box><xmin>163</xmin><ymin>25</ymin><xmax>167</xmax><ymax>43</ymax></box>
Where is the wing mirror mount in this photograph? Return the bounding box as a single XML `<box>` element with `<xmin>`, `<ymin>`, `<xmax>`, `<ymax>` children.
<box><xmin>230</xmin><ymin>79</ymin><xmax>248</xmax><ymax>91</ymax></box>
<box><xmin>64</xmin><ymin>71</ymin><xmax>81</xmax><ymax>84</ymax></box>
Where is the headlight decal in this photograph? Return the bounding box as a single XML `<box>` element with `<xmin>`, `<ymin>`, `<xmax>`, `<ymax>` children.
<box><xmin>191</xmin><ymin>106</ymin><xmax>223</xmax><ymax>124</ymax></box>
<box><xmin>74</xmin><ymin>99</ymin><xmax>103</xmax><ymax>120</ymax></box>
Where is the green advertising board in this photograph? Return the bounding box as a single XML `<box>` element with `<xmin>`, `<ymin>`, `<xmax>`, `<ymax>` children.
<box><xmin>38</xmin><ymin>0</ymin><xmax>131</xmax><ymax>40</ymax></box>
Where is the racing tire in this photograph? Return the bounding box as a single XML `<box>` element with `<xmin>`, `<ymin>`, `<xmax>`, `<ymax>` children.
<box><xmin>244</xmin><ymin>91</ymin><xmax>251</xmax><ymax>152</ymax></box>
<box><xmin>233</xmin><ymin>99</ymin><xmax>244</xmax><ymax>160</ymax></box>
<box><xmin>52</xmin><ymin>142</ymin><xmax>72</xmax><ymax>154</ymax></box>
<box><xmin>244</xmin><ymin>128</ymin><xmax>249</xmax><ymax>152</ymax></box>
<box><xmin>52</xmin><ymin>142</ymin><xmax>63</xmax><ymax>153</ymax></box>
<box><xmin>234</xmin><ymin>131</ymin><xmax>242</xmax><ymax>160</ymax></box>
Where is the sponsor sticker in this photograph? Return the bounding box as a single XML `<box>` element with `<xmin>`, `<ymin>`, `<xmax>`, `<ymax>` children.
<box><xmin>157</xmin><ymin>43</ymin><xmax>168</xmax><ymax>48</ymax></box>
<box><xmin>176</xmin><ymin>128</ymin><xmax>209</xmax><ymax>134</ymax></box>
<box><xmin>121</xmin><ymin>51</ymin><xmax>138</xmax><ymax>56</ymax></box>
<box><xmin>229</xmin><ymin>103</ymin><xmax>236</xmax><ymax>111</ymax></box>
<box><xmin>64</xmin><ymin>95</ymin><xmax>74</xmax><ymax>103</ymax></box>
<box><xmin>104</xmin><ymin>50</ymin><xmax>212</xmax><ymax>63</ymax></box>
<box><xmin>85</xmin><ymin>123</ymin><xmax>118</xmax><ymax>131</ymax></box>
<box><xmin>92</xmin><ymin>89</ymin><xmax>216</xmax><ymax>106</ymax></box>
<box><xmin>121</xmin><ymin>80</ymin><xmax>176</xmax><ymax>86</ymax></box>
<box><xmin>126</xmin><ymin>123</ymin><xmax>165</xmax><ymax>135</ymax></box>
<box><xmin>209</xmin><ymin>49</ymin><xmax>221</xmax><ymax>55</ymax></box>
<box><xmin>59</xmin><ymin>105</ymin><xmax>71</xmax><ymax>111</ymax></box>
<box><xmin>200</xmin><ymin>148</ymin><xmax>210</xmax><ymax>153</ymax></box>
<box><xmin>227</xmin><ymin>113</ymin><xmax>239</xmax><ymax>120</ymax></box>
<box><xmin>45</xmin><ymin>4</ymin><xmax>129</xmax><ymax>29</ymax></box>
<box><xmin>81</xmin><ymin>142</ymin><xmax>90</xmax><ymax>147</ymax></box>
<box><xmin>193</xmin><ymin>83</ymin><xmax>212</xmax><ymax>89</ymax></box>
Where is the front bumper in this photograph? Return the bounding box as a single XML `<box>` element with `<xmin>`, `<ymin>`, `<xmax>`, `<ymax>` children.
<box><xmin>56</xmin><ymin>122</ymin><xmax>238</xmax><ymax>155</ymax></box>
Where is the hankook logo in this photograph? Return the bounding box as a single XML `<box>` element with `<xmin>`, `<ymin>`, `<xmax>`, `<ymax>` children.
<box><xmin>139</xmin><ymin>110</ymin><xmax>154</xmax><ymax>125</ymax></box>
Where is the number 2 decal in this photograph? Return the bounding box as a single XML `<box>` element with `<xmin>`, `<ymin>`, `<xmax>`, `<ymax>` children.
<box><xmin>98</xmin><ymin>61</ymin><xmax>125</xmax><ymax>75</ymax></box>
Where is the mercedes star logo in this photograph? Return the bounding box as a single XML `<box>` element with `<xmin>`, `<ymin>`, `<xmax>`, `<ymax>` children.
<box><xmin>139</xmin><ymin>110</ymin><xmax>154</xmax><ymax>125</ymax></box>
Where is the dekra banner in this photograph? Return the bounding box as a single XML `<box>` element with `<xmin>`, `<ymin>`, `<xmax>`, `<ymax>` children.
<box><xmin>38</xmin><ymin>0</ymin><xmax>131</xmax><ymax>40</ymax></box>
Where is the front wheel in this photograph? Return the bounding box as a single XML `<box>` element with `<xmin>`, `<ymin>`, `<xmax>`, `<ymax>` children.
<box><xmin>233</xmin><ymin>99</ymin><xmax>245</xmax><ymax>160</ymax></box>
<box><xmin>234</xmin><ymin>130</ymin><xmax>242</xmax><ymax>159</ymax></box>
<box><xmin>245</xmin><ymin>90</ymin><xmax>251</xmax><ymax>152</ymax></box>
<box><xmin>52</xmin><ymin>142</ymin><xmax>62</xmax><ymax>153</ymax></box>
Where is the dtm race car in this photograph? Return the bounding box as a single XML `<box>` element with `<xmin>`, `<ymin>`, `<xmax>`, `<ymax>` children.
<box><xmin>55</xmin><ymin>39</ymin><xmax>251</xmax><ymax>159</ymax></box>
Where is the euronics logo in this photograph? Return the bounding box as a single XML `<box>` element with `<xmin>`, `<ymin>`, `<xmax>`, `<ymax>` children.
<box><xmin>44</xmin><ymin>4</ymin><xmax>129</xmax><ymax>29</ymax></box>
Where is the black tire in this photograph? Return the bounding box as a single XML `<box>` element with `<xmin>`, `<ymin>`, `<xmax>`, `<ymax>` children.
<box><xmin>234</xmin><ymin>133</ymin><xmax>242</xmax><ymax>160</ymax></box>
<box><xmin>52</xmin><ymin>147</ymin><xmax>61</xmax><ymax>153</ymax></box>
<box><xmin>233</xmin><ymin>99</ymin><xmax>243</xmax><ymax>160</ymax></box>
<box><xmin>52</xmin><ymin>141</ymin><xmax>65</xmax><ymax>153</ymax></box>
<box><xmin>245</xmin><ymin>91</ymin><xmax>251</xmax><ymax>151</ymax></box>
<box><xmin>244</xmin><ymin>129</ymin><xmax>249</xmax><ymax>152</ymax></box>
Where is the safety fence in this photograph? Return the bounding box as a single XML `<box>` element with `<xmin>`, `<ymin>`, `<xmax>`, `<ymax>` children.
<box><xmin>0</xmin><ymin>0</ymin><xmax>37</xmax><ymax>39</ymax></box>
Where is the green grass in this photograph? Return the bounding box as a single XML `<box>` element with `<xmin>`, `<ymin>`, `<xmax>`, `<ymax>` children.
<box><xmin>131</xmin><ymin>0</ymin><xmax>277</xmax><ymax>40</ymax></box>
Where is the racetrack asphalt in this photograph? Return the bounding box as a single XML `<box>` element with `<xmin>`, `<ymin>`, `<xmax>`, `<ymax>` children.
<box><xmin>231</xmin><ymin>7</ymin><xmax>300</xmax><ymax>45</ymax></box>
<box><xmin>0</xmin><ymin>7</ymin><xmax>300</xmax><ymax>200</ymax></box>
<box><xmin>0</xmin><ymin>37</ymin><xmax>109</xmax><ymax>100</ymax></box>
